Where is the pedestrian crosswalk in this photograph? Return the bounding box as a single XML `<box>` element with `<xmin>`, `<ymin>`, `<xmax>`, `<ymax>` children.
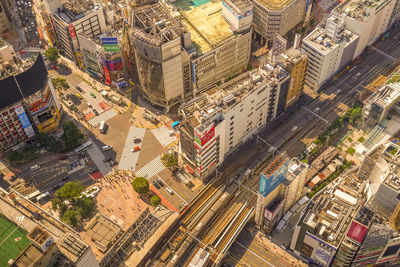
<box><xmin>135</xmin><ymin>155</ymin><xmax>166</xmax><ymax>179</ymax></box>
<box><xmin>89</xmin><ymin>109</ymin><xmax>117</xmax><ymax>126</ymax></box>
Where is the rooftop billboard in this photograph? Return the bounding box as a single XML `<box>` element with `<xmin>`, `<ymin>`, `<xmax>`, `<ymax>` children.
<box><xmin>259</xmin><ymin>160</ymin><xmax>289</xmax><ymax>197</ymax></box>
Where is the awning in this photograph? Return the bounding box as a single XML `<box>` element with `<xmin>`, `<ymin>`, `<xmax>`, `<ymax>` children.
<box><xmin>186</xmin><ymin>165</ymin><xmax>194</xmax><ymax>174</ymax></box>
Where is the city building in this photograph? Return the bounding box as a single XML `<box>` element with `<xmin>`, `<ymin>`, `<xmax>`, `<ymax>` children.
<box><xmin>302</xmin><ymin>15</ymin><xmax>359</xmax><ymax>91</ymax></box>
<box><xmin>255</xmin><ymin>156</ymin><xmax>308</xmax><ymax>234</ymax></box>
<box><xmin>131</xmin><ymin>2</ymin><xmax>191</xmax><ymax>109</ymax></box>
<box><xmin>43</xmin><ymin>0</ymin><xmax>108</xmax><ymax>61</ymax></box>
<box><xmin>179</xmin><ymin>63</ymin><xmax>289</xmax><ymax>180</ymax></box>
<box><xmin>362</xmin><ymin>82</ymin><xmax>400</xmax><ymax>129</ymax></box>
<box><xmin>276</xmin><ymin>47</ymin><xmax>308</xmax><ymax>109</ymax></box>
<box><xmin>0</xmin><ymin>55</ymin><xmax>61</xmax><ymax>150</ymax></box>
<box><xmin>132</xmin><ymin>0</ymin><xmax>252</xmax><ymax>109</ymax></box>
<box><xmin>252</xmin><ymin>0</ymin><xmax>307</xmax><ymax>45</ymax></box>
<box><xmin>290</xmin><ymin>174</ymin><xmax>367</xmax><ymax>266</ymax></box>
<box><xmin>352</xmin><ymin>220</ymin><xmax>394</xmax><ymax>267</ymax></box>
<box><xmin>332</xmin><ymin>207</ymin><xmax>374</xmax><ymax>266</ymax></box>
<box><xmin>77</xmin><ymin>33</ymin><xmax>126</xmax><ymax>87</ymax></box>
<box><xmin>376</xmin><ymin>236</ymin><xmax>400</xmax><ymax>265</ymax></box>
<box><xmin>333</xmin><ymin>0</ymin><xmax>396</xmax><ymax>59</ymax></box>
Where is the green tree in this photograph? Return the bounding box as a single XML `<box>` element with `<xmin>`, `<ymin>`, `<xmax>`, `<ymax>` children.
<box><xmin>150</xmin><ymin>195</ymin><xmax>161</xmax><ymax>207</ymax></box>
<box><xmin>346</xmin><ymin>147</ymin><xmax>356</xmax><ymax>155</ymax></box>
<box><xmin>62</xmin><ymin>210</ymin><xmax>79</xmax><ymax>226</ymax></box>
<box><xmin>310</xmin><ymin>18</ymin><xmax>315</xmax><ymax>27</ymax></box>
<box><xmin>51</xmin><ymin>77</ymin><xmax>70</xmax><ymax>90</ymax></box>
<box><xmin>76</xmin><ymin>197</ymin><xmax>94</xmax><ymax>216</ymax></box>
<box><xmin>63</xmin><ymin>121</ymin><xmax>83</xmax><ymax>149</ymax></box>
<box><xmin>44</xmin><ymin>47</ymin><xmax>60</xmax><ymax>62</ymax></box>
<box><xmin>8</xmin><ymin>151</ymin><xmax>22</xmax><ymax>162</ymax></box>
<box><xmin>132</xmin><ymin>177</ymin><xmax>149</xmax><ymax>194</ymax></box>
<box><xmin>301</xmin><ymin>27</ymin><xmax>306</xmax><ymax>33</ymax></box>
<box><xmin>54</xmin><ymin>181</ymin><xmax>84</xmax><ymax>203</ymax></box>
<box><xmin>161</xmin><ymin>153</ymin><xmax>178</xmax><ymax>169</ymax></box>
<box><xmin>38</xmin><ymin>132</ymin><xmax>61</xmax><ymax>152</ymax></box>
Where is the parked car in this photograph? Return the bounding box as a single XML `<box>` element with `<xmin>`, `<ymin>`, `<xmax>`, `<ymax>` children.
<box><xmin>93</xmin><ymin>109</ymin><xmax>99</xmax><ymax>116</ymax></box>
<box><xmin>131</xmin><ymin>146</ymin><xmax>140</xmax><ymax>152</ymax></box>
<box><xmin>87</xmin><ymin>102</ymin><xmax>92</xmax><ymax>108</ymax></box>
<box><xmin>134</xmin><ymin>138</ymin><xmax>141</xmax><ymax>144</ymax></box>
<box><xmin>165</xmin><ymin>187</ymin><xmax>174</xmax><ymax>195</ymax></box>
<box><xmin>157</xmin><ymin>179</ymin><xmax>164</xmax><ymax>187</ymax></box>
<box><xmin>90</xmin><ymin>92</ymin><xmax>96</xmax><ymax>98</ymax></box>
<box><xmin>152</xmin><ymin>181</ymin><xmax>161</xmax><ymax>189</ymax></box>
<box><xmin>51</xmin><ymin>65</ymin><xmax>57</xmax><ymax>70</ymax></box>
<box><xmin>76</xmin><ymin>86</ymin><xmax>82</xmax><ymax>92</ymax></box>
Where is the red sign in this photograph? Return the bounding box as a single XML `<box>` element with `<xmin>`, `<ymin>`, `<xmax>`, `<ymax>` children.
<box><xmin>201</xmin><ymin>125</ymin><xmax>215</xmax><ymax>146</ymax></box>
<box><xmin>103</xmin><ymin>65</ymin><xmax>111</xmax><ymax>85</ymax></box>
<box><xmin>346</xmin><ymin>221</ymin><xmax>368</xmax><ymax>244</ymax></box>
<box><xmin>68</xmin><ymin>24</ymin><xmax>76</xmax><ymax>39</ymax></box>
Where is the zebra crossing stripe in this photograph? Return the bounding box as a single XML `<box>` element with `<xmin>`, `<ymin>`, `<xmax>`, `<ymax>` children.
<box><xmin>89</xmin><ymin>109</ymin><xmax>117</xmax><ymax>126</ymax></box>
<box><xmin>135</xmin><ymin>155</ymin><xmax>165</xmax><ymax>179</ymax></box>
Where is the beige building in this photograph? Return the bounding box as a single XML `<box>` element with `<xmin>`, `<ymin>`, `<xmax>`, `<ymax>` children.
<box><xmin>277</xmin><ymin>47</ymin><xmax>308</xmax><ymax>108</ymax></box>
<box><xmin>0</xmin><ymin>1</ymin><xmax>10</xmax><ymax>34</ymax></box>
<box><xmin>252</xmin><ymin>0</ymin><xmax>307</xmax><ymax>45</ymax></box>
<box><xmin>132</xmin><ymin>0</ymin><xmax>252</xmax><ymax>109</ymax></box>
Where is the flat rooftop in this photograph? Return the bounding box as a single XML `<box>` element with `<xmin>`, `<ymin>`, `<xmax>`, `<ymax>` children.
<box><xmin>302</xmin><ymin>174</ymin><xmax>366</xmax><ymax>247</ymax></box>
<box><xmin>336</xmin><ymin>0</ymin><xmax>390</xmax><ymax>21</ymax></box>
<box><xmin>180</xmin><ymin>63</ymin><xmax>289</xmax><ymax>128</ymax></box>
<box><xmin>255</xmin><ymin>0</ymin><xmax>295</xmax><ymax>11</ymax></box>
<box><xmin>304</xmin><ymin>26</ymin><xmax>358</xmax><ymax>55</ymax></box>
<box><xmin>172</xmin><ymin>0</ymin><xmax>232</xmax><ymax>54</ymax></box>
<box><xmin>55</xmin><ymin>1</ymin><xmax>101</xmax><ymax>23</ymax></box>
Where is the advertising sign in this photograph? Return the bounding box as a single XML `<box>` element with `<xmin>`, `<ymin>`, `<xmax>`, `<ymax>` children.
<box><xmin>259</xmin><ymin>160</ymin><xmax>289</xmax><ymax>197</ymax></box>
<box><xmin>68</xmin><ymin>24</ymin><xmax>76</xmax><ymax>39</ymax></box>
<box><xmin>201</xmin><ymin>125</ymin><xmax>215</xmax><ymax>146</ymax></box>
<box><xmin>15</xmin><ymin>105</ymin><xmax>35</xmax><ymax>138</ymax></box>
<box><xmin>195</xmin><ymin>123</ymin><xmax>215</xmax><ymax>147</ymax></box>
<box><xmin>315</xmin><ymin>247</ymin><xmax>332</xmax><ymax>266</ymax></box>
<box><xmin>102</xmin><ymin>37</ymin><xmax>120</xmax><ymax>52</ymax></box>
<box><xmin>264</xmin><ymin>199</ymin><xmax>284</xmax><ymax>221</ymax></box>
<box><xmin>103</xmin><ymin>44</ymin><xmax>120</xmax><ymax>52</ymax></box>
<box><xmin>106</xmin><ymin>59</ymin><xmax>123</xmax><ymax>71</ymax></box>
<box><xmin>103</xmin><ymin>65</ymin><xmax>111</xmax><ymax>85</ymax></box>
<box><xmin>346</xmin><ymin>221</ymin><xmax>369</xmax><ymax>244</ymax></box>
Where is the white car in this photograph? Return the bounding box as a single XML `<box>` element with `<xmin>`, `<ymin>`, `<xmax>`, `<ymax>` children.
<box><xmin>165</xmin><ymin>187</ymin><xmax>174</xmax><ymax>195</ymax></box>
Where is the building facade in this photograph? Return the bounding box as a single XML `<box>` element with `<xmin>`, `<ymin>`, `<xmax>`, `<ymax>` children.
<box><xmin>0</xmin><ymin>55</ymin><xmax>61</xmax><ymax>150</ymax></box>
<box><xmin>179</xmin><ymin>63</ymin><xmax>289</xmax><ymax>180</ymax></box>
<box><xmin>252</xmin><ymin>0</ymin><xmax>307</xmax><ymax>45</ymax></box>
<box><xmin>302</xmin><ymin>15</ymin><xmax>359</xmax><ymax>91</ymax></box>
<box><xmin>44</xmin><ymin>0</ymin><xmax>108</xmax><ymax>61</ymax></box>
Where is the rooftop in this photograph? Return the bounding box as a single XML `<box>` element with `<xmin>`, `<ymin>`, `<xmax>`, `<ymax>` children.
<box><xmin>0</xmin><ymin>55</ymin><xmax>48</xmax><ymax>110</ymax></box>
<box><xmin>55</xmin><ymin>0</ymin><xmax>101</xmax><ymax>23</ymax></box>
<box><xmin>172</xmin><ymin>0</ymin><xmax>233</xmax><ymax>54</ymax></box>
<box><xmin>57</xmin><ymin>233</ymin><xmax>89</xmax><ymax>263</ymax></box>
<box><xmin>303</xmin><ymin>26</ymin><xmax>357</xmax><ymax>55</ymax></box>
<box><xmin>255</xmin><ymin>0</ymin><xmax>296</xmax><ymax>10</ymax></box>
<box><xmin>335</xmin><ymin>0</ymin><xmax>390</xmax><ymax>21</ymax></box>
<box><xmin>180</xmin><ymin>63</ymin><xmax>289</xmax><ymax>129</ymax></box>
<box><xmin>84</xmin><ymin>214</ymin><xmax>122</xmax><ymax>253</ymax></box>
<box><xmin>371</xmin><ymin>82</ymin><xmax>400</xmax><ymax>109</ymax></box>
<box><xmin>302</xmin><ymin>174</ymin><xmax>366</xmax><ymax>247</ymax></box>
<box><xmin>133</xmin><ymin>3</ymin><xmax>181</xmax><ymax>46</ymax></box>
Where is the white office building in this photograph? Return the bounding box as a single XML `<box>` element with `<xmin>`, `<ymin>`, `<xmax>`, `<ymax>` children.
<box><xmin>302</xmin><ymin>15</ymin><xmax>359</xmax><ymax>91</ymax></box>
<box><xmin>179</xmin><ymin>63</ymin><xmax>289</xmax><ymax>180</ymax></box>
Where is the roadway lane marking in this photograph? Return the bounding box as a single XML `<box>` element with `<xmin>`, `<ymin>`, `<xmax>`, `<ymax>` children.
<box><xmin>234</xmin><ymin>240</ymin><xmax>277</xmax><ymax>267</ymax></box>
<box><xmin>156</xmin><ymin>174</ymin><xmax>188</xmax><ymax>205</ymax></box>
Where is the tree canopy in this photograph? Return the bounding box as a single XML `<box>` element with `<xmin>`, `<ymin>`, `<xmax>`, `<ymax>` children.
<box><xmin>52</xmin><ymin>181</ymin><xmax>95</xmax><ymax>227</ymax></box>
<box><xmin>63</xmin><ymin>121</ymin><xmax>84</xmax><ymax>149</ymax></box>
<box><xmin>161</xmin><ymin>153</ymin><xmax>178</xmax><ymax>169</ymax></box>
<box><xmin>51</xmin><ymin>77</ymin><xmax>70</xmax><ymax>90</ymax></box>
<box><xmin>38</xmin><ymin>132</ymin><xmax>61</xmax><ymax>152</ymax></box>
<box><xmin>132</xmin><ymin>177</ymin><xmax>149</xmax><ymax>194</ymax></box>
<box><xmin>150</xmin><ymin>195</ymin><xmax>161</xmax><ymax>207</ymax></box>
<box><xmin>44</xmin><ymin>47</ymin><xmax>60</xmax><ymax>62</ymax></box>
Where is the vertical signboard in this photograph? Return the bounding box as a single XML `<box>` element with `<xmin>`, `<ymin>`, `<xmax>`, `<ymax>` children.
<box><xmin>15</xmin><ymin>105</ymin><xmax>35</xmax><ymax>138</ymax></box>
<box><xmin>259</xmin><ymin>160</ymin><xmax>289</xmax><ymax>197</ymax></box>
<box><xmin>68</xmin><ymin>24</ymin><xmax>76</xmax><ymax>39</ymax></box>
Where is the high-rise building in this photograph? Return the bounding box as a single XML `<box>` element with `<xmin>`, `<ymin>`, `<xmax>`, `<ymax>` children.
<box><xmin>351</xmin><ymin>221</ymin><xmax>394</xmax><ymax>267</ymax></box>
<box><xmin>0</xmin><ymin>0</ymin><xmax>11</xmax><ymax>34</ymax></box>
<box><xmin>376</xmin><ymin>236</ymin><xmax>400</xmax><ymax>266</ymax></box>
<box><xmin>252</xmin><ymin>0</ymin><xmax>307</xmax><ymax>45</ymax></box>
<box><xmin>132</xmin><ymin>0</ymin><xmax>252</xmax><ymax>109</ymax></box>
<box><xmin>276</xmin><ymin>47</ymin><xmax>308</xmax><ymax>109</ymax></box>
<box><xmin>302</xmin><ymin>15</ymin><xmax>359</xmax><ymax>91</ymax></box>
<box><xmin>0</xmin><ymin>55</ymin><xmax>62</xmax><ymax>151</ymax></box>
<box><xmin>179</xmin><ymin>63</ymin><xmax>289</xmax><ymax>180</ymax></box>
<box><xmin>131</xmin><ymin>3</ymin><xmax>190</xmax><ymax>109</ymax></box>
<box><xmin>43</xmin><ymin>0</ymin><xmax>108</xmax><ymax>61</ymax></box>
<box><xmin>290</xmin><ymin>174</ymin><xmax>367</xmax><ymax>266</ymax></box>
<box><xmin>332</xmin><ymin>207</ymin><xmax>374</xmax><ymax>267</ymax></box>
<box><xmin>333</xmin><ymin>0</ymin><xmax>396</xmax><ymax>59</ymax></box>
<box><xmin>362</xmin><ymin>82</ymin><xmax>400</xmax><ymax>129</ymax></box>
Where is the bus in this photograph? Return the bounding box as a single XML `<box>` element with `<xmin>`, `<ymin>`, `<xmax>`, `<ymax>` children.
<box><xmin>171</xmin><ymin>121</ymin><xmax>180</xmax><ymax>129</ymax></box>
<box><xmin>74</xmin><ymin>141</ymin><xmax>93</xmax><ymax>154</ymax></box>
<box><xmin>99</xmin><ymin>121</ymin><xmax>106</xmax><ymax>134</ymax></box>
<box><xmin>27</xmin><ymin>190</ymin><xmax>41</xmax><ymax>201</ymax></box>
